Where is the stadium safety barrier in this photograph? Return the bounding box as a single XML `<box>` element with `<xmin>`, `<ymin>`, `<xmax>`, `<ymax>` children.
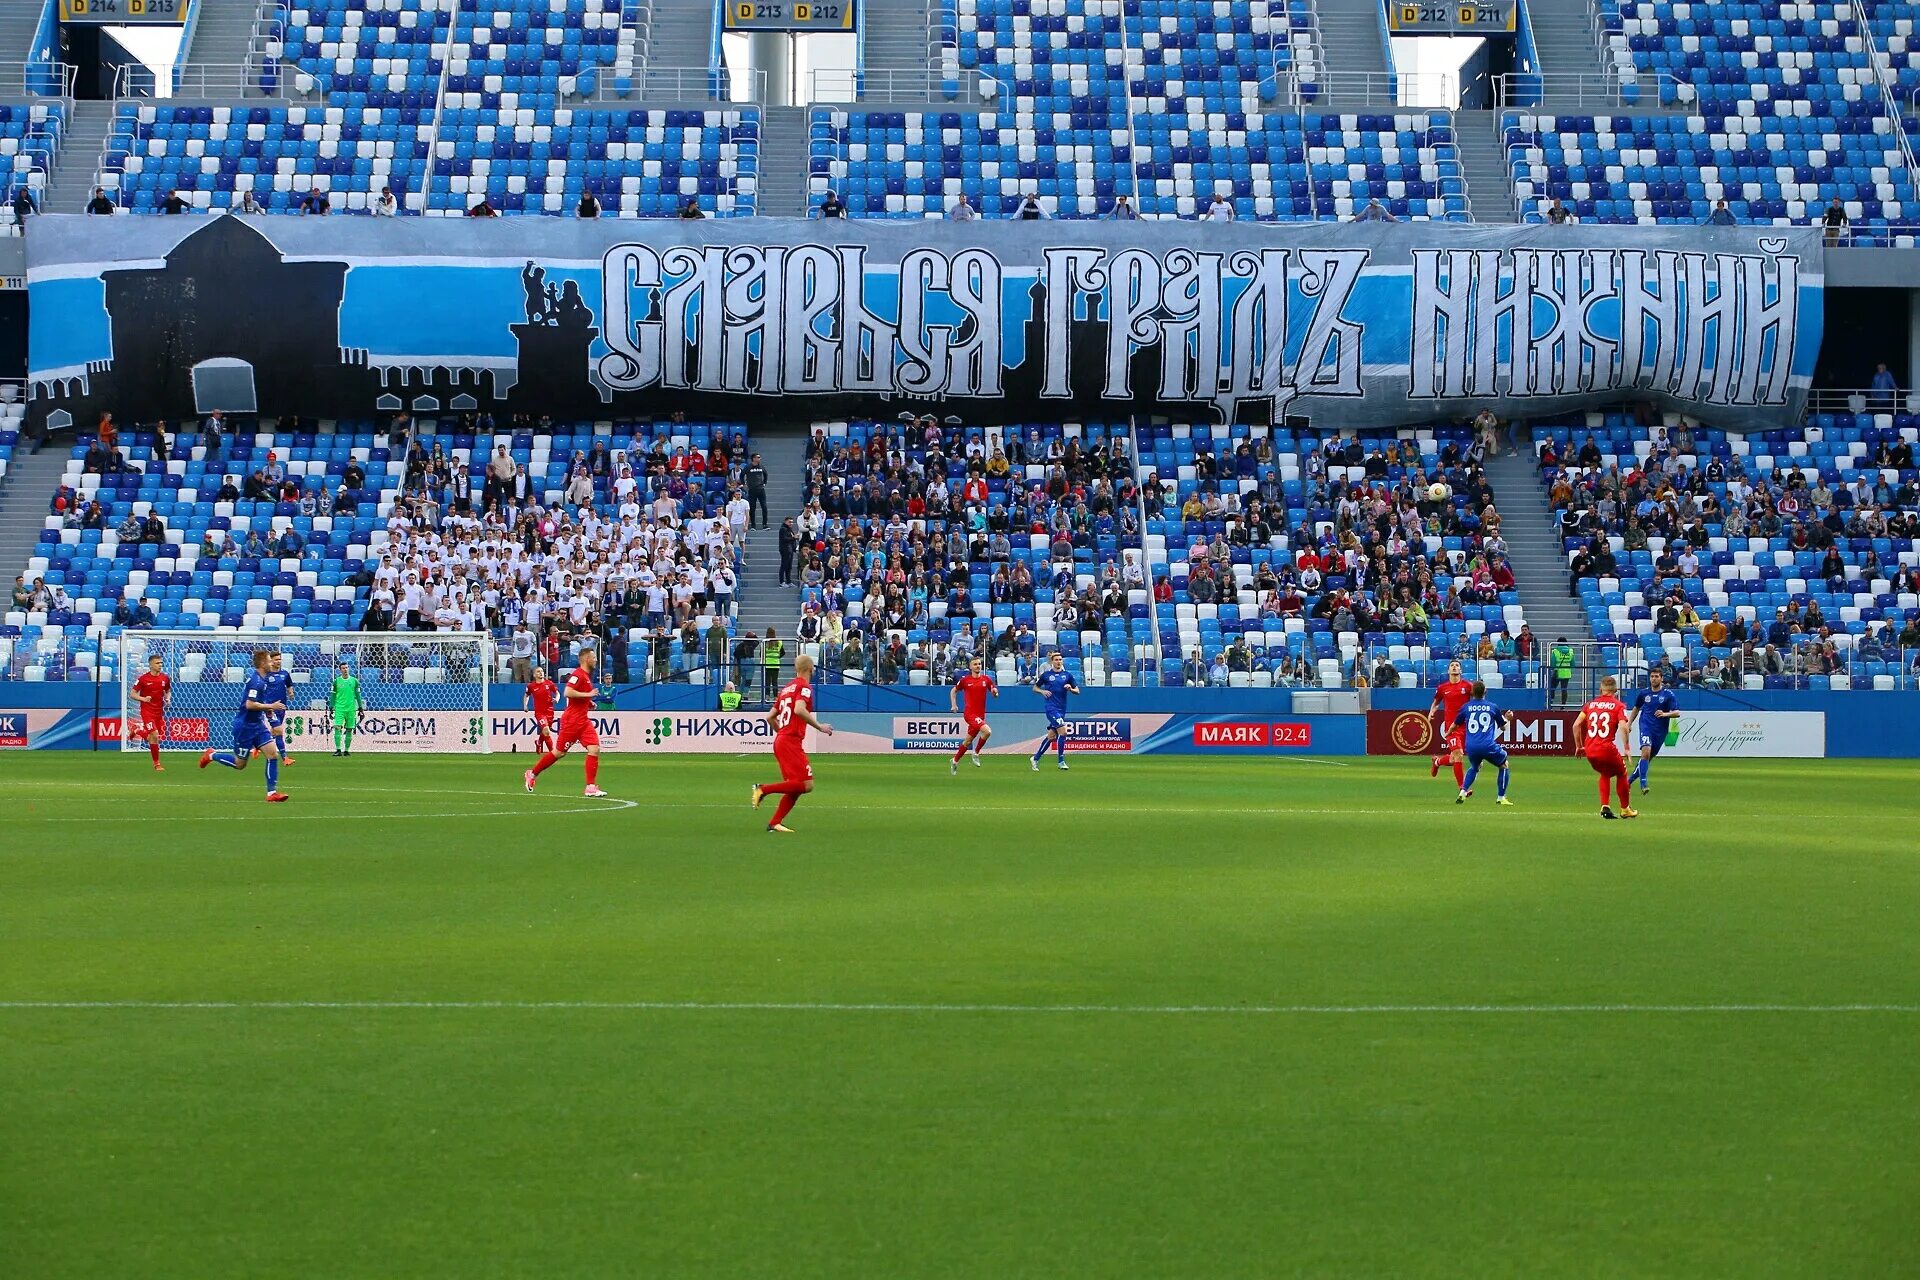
<box><xmin>6</xmin><ymin>681</ymin><xmax>1914</xmax><ymax>756</ymax></box>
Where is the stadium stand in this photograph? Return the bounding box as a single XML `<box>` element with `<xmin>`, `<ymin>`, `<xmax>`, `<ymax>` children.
<box><xmin>1517</xmin><ymin>1</ymin><xmax>1920</xmax><ymax>230</ymax></box>
<box><xmin>0</xmin><ymin>101</ymin><xmax>65</xmax><ymax>229</ymax></box>
<box><xmin>6</xmin><ymin>417</ymin><xmax>754</xmax><ymax>686</ymax></box>
<box><xmin>1540</xmin><ymin>414</ymin><xmax>1920</xmax><ymax>689</ymax></box>
<box><xmin>93</xmin><ymin>0</ymin><xmax>756</xmax><ymax>217</ymax></box>
<box><xmin>815</xmin><ymin>0</ymin><xmax>1462</xmax><ymax>219</ymax></box>
<box><xmin>790</xmin><ymin>418</ymin><xmax>1149</xmax><ymax>685</ymax></box>
<box><xmin>99</xmin><ymin>103</ymin><xmax>429</xmax><ymax>214</ymax></box>
<box><xmin>1137</xmin><ymin>423</ymin><xmax>1527</xmax><ymax>689</ymax></box>
<box><xmin>809</xmin><ymin>106</ymin><xmax>1468</xmax><ymax>220</ymax></box>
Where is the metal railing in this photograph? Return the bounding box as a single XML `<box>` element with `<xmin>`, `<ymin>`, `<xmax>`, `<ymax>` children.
<box><xmin>112</xmin><ymin>62</ymin><xmax>291</xmax><ymax>100</ymax></box>
<box><xmin>804</xmin><ymin>67</ymin><xmax>983</xmax><ymax>105</ymax></box>
<box><xmin>1290</xmin><ymin>71</ymin><xmax>1451</xmax><ymax>108</ymax></box>
<box><xmin>1492</xmin><ymin>70</ymin><xmax>1683</xmax><ymax>111</ymax></box>
<box><xmin>1853</xmin><ymin>0</ymin><xmax>1920</xmax><ymax>213</ymax></box>
<box><xmin>1803</xmin><ymin>388</ymin><xmax>1920</xmax><ymax>416</ymax></box>
<box><xmin>0</xmin><ymin>60</ymin><xmax>76</xmax><ymax>99</ymax></box>
<box><xmin>592</xmin><ymin>65</ymin><xmax>766</xmax><ymax>104</ymax></box>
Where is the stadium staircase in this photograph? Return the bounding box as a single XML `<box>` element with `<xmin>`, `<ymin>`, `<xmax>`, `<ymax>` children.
<box><xmin>861</xmin><ymin>0</ymin><xmax>938</xmax><ymax>90</ymax></box>
<box><xmin>1313</xmin><ymin>0</ymin><xmax>1389</xmax><ymax>97</ymax></box>
<box><xmin>44</xmin><ymin>101</ymin><xmax>114</xmax><ymax>212</ymax></box>
<box><xmin>1484</xmin><ymin>445</ymin><xmax>1594</xmax><ymax>650</ymax></box>
<box><xmin>181</xmin><ymin>0</ymin><xmax>268</xmax><ymax>70</ymax></box>
<box><xmin>1453</xmin><ymin>110</ymin><xmax>1514</xmax><ymax>222</ymax></box>
<box><xmin>645</xmin><ymin>0</ymin><xmax>717</xmax><ymax>75</ymax></box>
<box><xmin>734</xmin><ymin>426</ymin><xmax>807</xmax><ymax>647</ymax></box>
<box><xmin>0</xmin><ymin>446</ymin><xmax>68</xmax><ymax>588</ymax></box>
<box><xmin>756</xmin><ymin>106</ymin><xmax>809</xmax><ymax>216</ymax></box>
<box><xmin>1523</xmin><ymin>0</ymin><xmax>1609</xmax><ymax>84</ymax></box>
<box><xmin>0</xmin><ymin>2</ymin><xmax>46</xmax><ymax>66</ymax></box>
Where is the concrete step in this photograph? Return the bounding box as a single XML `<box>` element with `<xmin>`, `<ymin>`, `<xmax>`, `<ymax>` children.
<box><xmin>0</xmin><ymin>446</ymin><xmax>71</xmax><ymax>588</ymax></box>
<box><xmin>754</xmin><ymin>106</ymin><xmax>808</xmax><ymax>217</ymax></box>
<box><xmin>185</xmin><ymin>0</ymin><xmax>267</xmax><ymax>68</ymax></box>
<box><xmin>1486</xmin><ymin>445</ymin><xmax>1594</xmax><ymax>645</ymax></box>
<box><xmin>46</xmin><ymin>101</ymin><xmax>117</xmax><ymax>214</ymax></box>
<box><xmin>1452</xmin><ymin>110</ymin><xmax>1513</xmax><ymax>223</ymax></box>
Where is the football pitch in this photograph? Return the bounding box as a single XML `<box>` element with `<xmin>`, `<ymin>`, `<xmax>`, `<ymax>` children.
<box><xmin>3</xmin><ymin>751</ymin><xmax>1916</xmax><ymax>1278</ymax></box>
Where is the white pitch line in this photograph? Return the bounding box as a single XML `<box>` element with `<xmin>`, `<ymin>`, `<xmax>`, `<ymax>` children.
<box><xmin>1</xmin><ymin>784</ymin><xmax>1794</xmax><ymax>824</ymax></box>
<box><xmin>0</xmin><ymin>1000</ymin><xmax>1913</xmax><ymax>1014</ymax></box>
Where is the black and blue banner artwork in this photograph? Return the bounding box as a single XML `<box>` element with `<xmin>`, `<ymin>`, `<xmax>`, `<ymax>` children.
<box><xmin>25</xmin><ymin>215</ymin><xmax>1823</xmax><ymax>428</ymax></box>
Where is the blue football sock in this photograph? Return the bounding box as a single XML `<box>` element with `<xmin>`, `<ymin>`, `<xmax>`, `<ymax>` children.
<box><xmin>1461</xmin><ymin>761</ymin><xmax>1480</xmax><ymax>791</ymax></box>
<box><xmin>264</xmin><ymin>756</ymin><xmax>279</xmax><ymax>793</ymax></box>
<box><xmin>1031</xmin><ymin>741</ymin><xmax>1045</xmax><ymax>761</ymax></box>
<box><xmin>1496</xmin><ymin>766</ymin><xmax>1510</xmax><ymax>799</ymax></box>
<box><xmin>1056</xmin><ymin>736</ymin><xmax>1066</xmax><ymax>759</ymax></box>
<box><xmin>210</xmin><ymin>751</ymin><xmax>241</xmax><ymax>769</ymax></box>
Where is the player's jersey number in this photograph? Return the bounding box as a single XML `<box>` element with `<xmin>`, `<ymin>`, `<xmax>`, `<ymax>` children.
<box><xmin>774</xmin><ymin>699</ymin><xmax>795</xmax><ymax>731</ymax></box>
<box><xmin>1587</xmin><ymin>708</ymin><xmax>1616</xmax><ymax>739</ymax></box>
<box><xmin>1466</xmin><ymin>709</ymin><xmax>1495</xmax><ymax>736</ymax></box>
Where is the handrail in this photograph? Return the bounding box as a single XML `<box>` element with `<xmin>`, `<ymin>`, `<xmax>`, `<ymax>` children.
<box><xmin>1851</xmin><ymin>0</ymin><xmax>1920</xmax><ymax>213</ymax></box>
<box><xmin>1129</xmin><ymin>416</ymin><xmax>1164</xmax><ymax>679</ymax></box>
<box><xmin>117</xmin><ymin>62</ymin><xmax>291</xmax><ymax>100</ymax></box>
<box><xmin>1492</xmin><ymin>70</ymin><xmax>1683</xmax><ymax>110</ymax></box>
<box><xmin>0</xmin><ymin>59</ymin><xmax>76</xmax><ymax>99</ymax></box>
<box><xmin>245</xmin><ymin>1</ymin><xmax>290</xmax><ymax>96</ymax></box>
<box><xmin>1295</xmin><ymin>70</ymin><xmax>1453</xmax><ymax>108</ymax></box>
<box><xmin>593</xmin><ymin>65</ymin><xmax>767</xmax><ymax>103</ymax></box>
<box><xmin>417</xmin><ymin>0</ymin><xmax>462</xmax><ymax>216</ymax></box>
<box><xmin>1803</xmin><ymin>387</ymin><xmax>1920</xmax><ymax>415</ymax></box>
<box><xmin>806</xmin><ymin>67</ymin><xmax>972</xmax><ymax>104</ymax></box>
<box><xmin>1120</xmin><ymin>0</ymin><xmax>1145</xmax><ymax>217</ymax></box>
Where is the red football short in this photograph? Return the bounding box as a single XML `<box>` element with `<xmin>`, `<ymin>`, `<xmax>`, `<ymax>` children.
<box><xmin>555</xmin><ymin>719</ymin><xmax>599</xmax><ymax>752</ymax></box>
<box><xmin>773</xmin><ymin>737</ymin><xmax>812</xmax><ymax>782</ymax></box>
<box><xmin>1585</xmin><ymin>745</ymin><xmax>1625</xmax><ymax>776</ymax></box>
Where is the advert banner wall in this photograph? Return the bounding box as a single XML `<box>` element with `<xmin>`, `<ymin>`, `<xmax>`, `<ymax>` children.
<box><xmin>26</xmin><ymin>216</ymin><xmax>1820</xmax><ymax>430</ymax></box>
<box><xmin>1657</xmin><ymin>710</ymin><xmax>1826</xmax><ymax>758</ymax></box>
<box><xmin>1366</xmin><ymin>708</ymin><xmax>1580</xmax><ymax>756</ymax></box>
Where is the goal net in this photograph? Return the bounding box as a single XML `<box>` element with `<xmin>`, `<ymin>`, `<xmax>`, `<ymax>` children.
<box><xmin>117</xmin><ymin>630</ymin><xmax>496</xmax><ymax>753</ymax></box>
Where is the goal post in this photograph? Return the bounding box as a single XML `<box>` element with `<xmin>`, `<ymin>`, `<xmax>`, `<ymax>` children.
<box><xmin>117</xmin><ymin>630</ymin><xmax>496</xmax><ymax>753</ymax></box>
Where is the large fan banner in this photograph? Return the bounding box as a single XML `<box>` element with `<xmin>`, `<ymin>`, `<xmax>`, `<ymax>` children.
<box><xmin>25</xmin><ymin>215</ymin><xmax>1821</xmax><ymax>428</ymax></box>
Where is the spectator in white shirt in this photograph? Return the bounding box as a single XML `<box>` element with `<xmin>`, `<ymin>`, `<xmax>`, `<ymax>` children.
<box><xmin>948</xmin><ymin>195</ymin><xmax>978</xmax><ymax>221</ymax></box>
<box><xmin>1204</xmin><ymin>194</ymin><xmax>1235</xmax><ymax>222</ymax></box>
<box><xmin>374</xmin><ymin>187</ymin><xmax>398</xmax><ymax>217</ymax></box>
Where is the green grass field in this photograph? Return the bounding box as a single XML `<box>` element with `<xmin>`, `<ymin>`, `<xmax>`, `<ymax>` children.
<box><xmin>3</xmin><ymin>750</ymin><xmax>1916</xmax><ymax>1278</ymax></box>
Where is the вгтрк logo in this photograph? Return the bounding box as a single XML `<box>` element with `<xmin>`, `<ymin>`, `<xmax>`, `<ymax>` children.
<box><xmin>1391</xmin><ymin>711</ymin><xmax>1434</xmax><ymax>753</ymax></box>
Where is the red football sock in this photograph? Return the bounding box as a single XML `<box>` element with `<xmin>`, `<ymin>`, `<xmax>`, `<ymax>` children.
<box><xmin>1617</xmin><ymin>776</ymin><xmax>1633</xmax><ymax>807</ymax></box>
<box><xmin>148</xmin><ymin>740</ymin><xmax>160</xmax><ymax>765</ymax></box>
<box><xmin>1451</xmin><ymin>761</ymin><xmax>1465</xmax><ymax>787</ymax></box>
<box><xmin>530</xmin><ymin>751</ymin><xmax>559</xmax><ymax>777</ymax></box>
<box><xmin>759</xmin><ymin>780</ymin><xmax>803</xmax><ymax>797</ymax></box>
<box><xmin>770</xmin><ymin>793</ymin><xmax>799</xmax><ymax>826</ymax></box>
<box><xmin>584</xmin><ymin>755</ymin><xmax>599</xmax><ymax>785</ymax></box>
<box><xmin>953</xmin><ymin>742</ymin><xmax>966</xmax><ymax>762</ymax></box>
<box><xmin>1597</xmin><ymin>776</ymin><xmax>1611</xmax><ymax>806</ymax></box>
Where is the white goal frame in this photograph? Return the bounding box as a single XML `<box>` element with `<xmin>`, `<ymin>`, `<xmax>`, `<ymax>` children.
<box><xmin>117</xmin><ymin>629</ymin><xmax>496</xmax><ymax>754</ymax></box>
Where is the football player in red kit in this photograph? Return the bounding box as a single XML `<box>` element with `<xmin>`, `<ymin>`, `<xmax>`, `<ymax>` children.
<box><xmin>130</xmin><ymin>653</ymin><xmax>172</xmax><ymax>770</ymax></box>
<box><xmin>523</xmin><ymin>666</ymin><xmax>558</xmax><ymax>753</ymax></box>
<box><xmin>523</xmin><ymin>647</ymin><xmax>609</xmax><ymax>797</ymax></box>
<box><xmin>1575</xmin><ymin>675</ymin><xmax>1638</xmax><ymax>819</ymax></box>
<box><xmin>752</xmin><ymin>655</ymin><xmax>834</xmax><ymax>833</ymax></box>
<box><xmin>948</xmin><ymin>655</ymin><xmax>998</xmax><ymax>774</ymax></box>
<box><xmin>1428</xmin><ymin>659</ymin><xmax>1473</xmax><ymax>791</ymax></box>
